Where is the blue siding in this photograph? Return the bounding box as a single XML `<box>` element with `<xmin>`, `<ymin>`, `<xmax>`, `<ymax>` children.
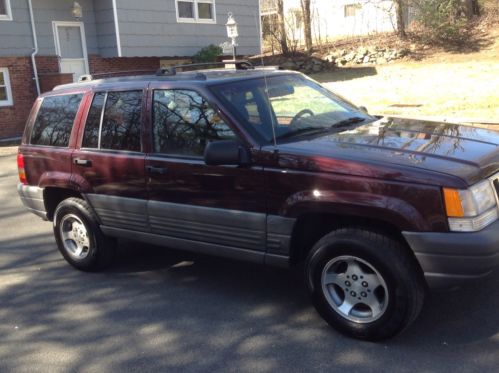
<box><xmin>117</xmin><ymin>0</ymin><xmax>261</xmax><ymax>57</ymax></box>
<box><xmin>0</xmin><ymin>0</ymin><xmax>260</xmax><ymax>58</ymax></box>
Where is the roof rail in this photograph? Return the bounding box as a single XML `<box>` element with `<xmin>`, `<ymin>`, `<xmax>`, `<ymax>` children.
<box><xmin>156</xmin><ymin>60</ymin><xmax>254</xmax><ymax>76</ymax></box>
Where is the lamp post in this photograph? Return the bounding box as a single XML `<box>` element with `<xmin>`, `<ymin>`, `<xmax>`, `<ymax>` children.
<box><xmin>225</xmin><ymin>13</ymin><xmax>238</xmax><ymax>61</ymax></box>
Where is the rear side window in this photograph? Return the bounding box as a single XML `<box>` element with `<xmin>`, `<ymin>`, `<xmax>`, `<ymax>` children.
<box><xmin>30</xmin><ymin>94</ymin><xmax>83</xmax><ymax>147</ymax></box>
<box><xmin>82</xmin><ymin>90</ymin><xmax>142</xmax><ymax>152</ymax></box>
<box><xmin>101</xmin><ymin>91</ymin><xmax>142</xmax><ymax>151</ymax></box>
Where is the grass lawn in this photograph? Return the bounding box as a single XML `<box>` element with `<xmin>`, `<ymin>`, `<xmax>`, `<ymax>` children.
<box><xmin>311</xmin><ymin>31</ymin><xmax>499</xmax><ymax>126</ymax></box>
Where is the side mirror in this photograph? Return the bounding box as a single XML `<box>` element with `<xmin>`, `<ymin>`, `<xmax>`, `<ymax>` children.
<box><xmin>359</xmin><ymin>106</ymin><xmax>369</xmax><ymax>114</ymax></box>
<box><xmin>204</xmin><ymin>140</ymin><xmax>251</xmax><ymax>166</ymax></box>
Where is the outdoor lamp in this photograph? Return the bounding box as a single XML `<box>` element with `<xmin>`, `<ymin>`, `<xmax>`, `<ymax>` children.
<box><xmin>72</xmin><ymin>2</ymin><xmax>82</xmax><ymax>19</ymax></box>
<box><xmin>226</xmin><ymin>13</ymin><xmax>238</xmax><ymax>39</ymax></box>
<box><xmin>225</xmin><ymin>13</ymin><xmax>238</xmax><ymax>61</ymax></box>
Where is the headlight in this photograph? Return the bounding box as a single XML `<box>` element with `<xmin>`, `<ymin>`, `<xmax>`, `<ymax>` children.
<box><xmin>443</xmin><ymin>179</ymin><xmax>498</xmax><ymax>232</ymax></box>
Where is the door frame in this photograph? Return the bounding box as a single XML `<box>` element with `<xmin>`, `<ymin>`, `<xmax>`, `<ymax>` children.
<box><xmin>52</xmin><ymin>21</ymin><xmax>90</xmax><ymax>78</ymax></box>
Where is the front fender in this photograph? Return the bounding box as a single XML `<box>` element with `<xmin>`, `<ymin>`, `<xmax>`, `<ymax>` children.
<box><xmin>281</xmin><ymin>190</ymin><xmax>430</xmax><ymax>231</ymax></box>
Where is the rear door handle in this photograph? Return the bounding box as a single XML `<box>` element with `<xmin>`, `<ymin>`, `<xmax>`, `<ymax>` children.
<box><xmin>146</xmin><ymin>165</ymin><xmax>168</xmax><ymax>175</ymax></box>
<box><xmin>74</xmin><ymin>158</ymin><xmax>92</xmax><ymax>167</ymax></box>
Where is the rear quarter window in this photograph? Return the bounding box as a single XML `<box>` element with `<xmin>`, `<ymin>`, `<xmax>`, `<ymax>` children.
<box><xmin>30</xmin><ymin>94</ymin><xmax>83</xmax><ymax>147</ymax></box>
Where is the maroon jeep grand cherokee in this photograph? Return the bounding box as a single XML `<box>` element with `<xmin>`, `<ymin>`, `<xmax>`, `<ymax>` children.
<box><xmin>17</xmin><ymin>65</ymin><xmax>499</xmax><ymax>340</ymax></box>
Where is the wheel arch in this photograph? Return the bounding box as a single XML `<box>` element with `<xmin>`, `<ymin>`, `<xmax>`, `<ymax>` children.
<box><xmin>44</xmin><ymin>187</ymin><xmax>84</xmax><ymax>221</ymax></box>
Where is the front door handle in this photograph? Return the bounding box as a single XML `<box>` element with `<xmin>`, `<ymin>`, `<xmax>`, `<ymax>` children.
<box><xmin>74</xmin><ymin>158</ymin><xmax>92</xmax><ymax>167</ymax></box>
<box><xmin>146</xmin><ymin>165</ymin><xmax>168</xmax><ymax>175</ymax></box>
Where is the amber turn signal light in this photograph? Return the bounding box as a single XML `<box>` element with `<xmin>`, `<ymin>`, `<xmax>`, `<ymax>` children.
<box><xmin>443</xmin><ymin>188</ymin><xmax>464</xmax><ymax>217</ymax></box>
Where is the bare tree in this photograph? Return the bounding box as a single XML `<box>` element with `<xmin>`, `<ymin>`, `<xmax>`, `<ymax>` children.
<box><xmin>276</xmin><ymin>0</ymin><xmax>289</xmax><ymax>54</ymax></box>
<box><xmin>300</xmin><ymin>0</ymin><xmax>313</xmax><ymax>53</ymax></box>
<box><xmin>394</xmin><ymin>0</ymin><xmax>406</xmax><ymax>39</ymax></box>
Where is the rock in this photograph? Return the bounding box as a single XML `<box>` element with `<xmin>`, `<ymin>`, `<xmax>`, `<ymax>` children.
<box><xmin>344</xmin><ymin>52</ymin><xmax>356</xmax><ymax>62</ymax></box>
<box><xmin>281</xmin><ymin>61</ymin><xmax>297</xmax><ymax>70</ymax></box>
<box><xmin>312</xmin><ymin>64</ymin><xmax>322</xmax><ymax>72</ymax></box>
<box><xmin>335</xmin><ymin>58</ymin><xmax>347</xmax><ymax>66</ymax></box>
<box><xmin>376</xmin><ymin>57</ymin><xmax>387</xmax><ymax>64</ymax></box>
<box><xmin>363</xmin><ymin>55</ymin><xmax>370</xmax><ymax>64</ymax></box>
<box><xmin>357</xmin><ymin>46</ymin><xmax>368</xmax><ymax>56</ymax></box>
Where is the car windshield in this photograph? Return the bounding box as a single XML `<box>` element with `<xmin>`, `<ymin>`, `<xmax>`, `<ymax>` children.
<box><xmin>210</xmin><ymin>74</ymin><xmax>373</xmax><ymax>143</ymax></box>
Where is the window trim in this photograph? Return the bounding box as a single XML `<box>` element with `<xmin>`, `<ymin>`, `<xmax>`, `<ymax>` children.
<box><xmin>0</xmin><ymin>0</ymin><xmax>12</xmax><ymax>21</ymax></box>
<box><xmin>175</xmin><ymin>0</ymin><xmax>217</xmax><ymax>24</ymax></box>
<box><xmin>0</xmin><ymin>67</ymin><xmax>13</xmax><ymax>106</ymax></box>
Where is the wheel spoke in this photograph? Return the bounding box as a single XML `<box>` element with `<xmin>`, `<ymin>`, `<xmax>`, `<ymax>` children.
<box><xmin>345</xmin><ymin>260</ymin><xmax>363</xmax><ymax>276</ymax></box>
<box><xmin>323</xmin><ymin>272</ymin><xmax>345</xmax><ymax>287</ymax></box>
<box><xmin>363</xmin><ymin>273</ymin><xmax>382</xmax><ymax>289</ymax></box>
<box><xmin>364</xmin><ymin>294</ymin><xmax>383</xmax><ymax>317</ymax></box>
<box><xmin>61</xmin><ymin>229</ymin><xmax>75</xmax><ymax>242</ymax></box>
<box><xmin>337</xmin><ymin>300</ymin><xmax>355</xmax><ymax>316</ymax></box>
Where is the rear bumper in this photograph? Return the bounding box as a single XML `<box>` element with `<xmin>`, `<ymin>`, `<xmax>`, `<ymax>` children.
<box><xmin>17</xmin><ymin>184</ymin><xmax>47</xmax><ymax>220</ymax></box>
<box><xmin>403</xmin><ymin>220</ymin><xmax>499</xmax><ymax>288</ymax></box>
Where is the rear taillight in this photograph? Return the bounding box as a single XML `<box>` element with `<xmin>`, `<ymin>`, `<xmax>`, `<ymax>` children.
<box><xmin>17</xmin><ymin>153</ymin><xmax>27</xmax><ymax>185</ymax></box>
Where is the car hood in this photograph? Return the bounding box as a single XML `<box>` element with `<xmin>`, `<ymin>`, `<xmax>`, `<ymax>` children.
<box><xmin>275</xmin><ymin>117</ymin><xmax>499</xmax><ymax>186</ymax></box>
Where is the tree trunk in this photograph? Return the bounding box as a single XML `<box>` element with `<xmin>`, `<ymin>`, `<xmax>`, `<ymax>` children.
<box><xmin>395</xmin><ymin>0</ymin><xmax>406</xmax><ymax>39</ymax></box>
<box><xmin>276</xmin><ymin>0</ymin><xmax>289</xmax><ymax>55</ymax></box>
<box><xmin>301</xmin><ymin>0</ymin><xmax>313</xmax><ymax>53</ymax></box>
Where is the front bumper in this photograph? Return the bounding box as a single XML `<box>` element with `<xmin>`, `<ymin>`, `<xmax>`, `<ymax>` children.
<box><xmin>17</xmin><ymin>184</ymin><xmax>47</xmax><ymax>220</ymax></box>
<box><xmin>403</xmin><ymin>220</ymin><xmax>499</xmax><ymax>288</ymax></box>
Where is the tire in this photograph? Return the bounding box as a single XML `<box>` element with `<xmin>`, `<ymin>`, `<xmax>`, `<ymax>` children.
<box><xmin>305</xmin><ymin>228</ymin><xmax>426</xmax><ymax>341</ymax></box>
<box><xmin>53</xmin><ymin>197</ymin><xmax>116</xmax><ymax>271</ymax></box>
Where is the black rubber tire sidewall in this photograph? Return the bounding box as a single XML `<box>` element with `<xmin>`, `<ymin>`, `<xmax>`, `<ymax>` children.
<box><xmin>306</xmin><ymin>229</ymin><xmax>425</xmax><ymax>341</ymax></box>
<box><xmin>53</xmin><ymin>198</ymin><xmax>114</xmax><ymax>271</ymax></box>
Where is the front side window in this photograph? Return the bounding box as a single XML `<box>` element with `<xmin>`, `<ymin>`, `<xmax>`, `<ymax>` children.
<box><xmin>30</xmin><ymin>94</ymin><xmax>83</xmax><ymax>147</ymax></box>
<box><xmin>211</xmin><ymin>74</ymin><xmax>371</xmax><ymax>144</ymax></box>
<box><xmin>152</xmin><ymin>89</ymin><xmax>236</xmax><ymax>156</ymax></box>
<box><xmin>0</xmin><ymin>0</ymin><xmax>12</xmax><ymax>21</ymax></box>
<box><xmin>0</xmin><ymin>68</ymin><xmax>13</xmax><ymax>106</ymax></box>
<box><xmin>176</xmin><ymin>0</ymin><xmax>215</xmax><ymax>23</ymax></box>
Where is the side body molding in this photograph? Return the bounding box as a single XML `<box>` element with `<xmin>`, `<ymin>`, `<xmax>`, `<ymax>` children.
<box><xmin>84</xmin><ymin>194</ymin><xmax>296</xmax><ymax>266</ymax></box>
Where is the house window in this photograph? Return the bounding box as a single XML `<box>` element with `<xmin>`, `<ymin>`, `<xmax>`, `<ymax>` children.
<box><xmin>0</xmin><ymin>68</ymin><xmax>13</xmax><ymax>106</ymax></box>
<box><xmin>176</xmin><ymin>0</ymin><xmax>216</xmax><ymax>23</ymax></box>
<box><xmin>0</xmin><ymin>0</ymin><xmax>12</xmax><ymax>21</ymax></box>
<box><xmin>344</xmin><ymin>3</ymin><xmax>362</xmax><ymax>17</ymax></box>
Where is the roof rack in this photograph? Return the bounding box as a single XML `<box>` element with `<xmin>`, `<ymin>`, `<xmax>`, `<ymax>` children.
<box><xmin>156</xmin><ymin>60</ymin><xmax>254</xmax><ymax>76</ymax></box>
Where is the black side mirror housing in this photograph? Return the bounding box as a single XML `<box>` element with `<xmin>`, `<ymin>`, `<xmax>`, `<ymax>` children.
<box><xmin>204</xmin><ymin>140</ymin><xmax>251</xmax><ymax>166</ymax></box>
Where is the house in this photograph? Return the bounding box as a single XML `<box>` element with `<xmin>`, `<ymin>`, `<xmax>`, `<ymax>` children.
<box><xmin>0</xmin><ymin>0</ymin><xmax>261</xmax><ymax>139</ymax></box>
<box><xmin>261</xmin><ymin>0</ymin><xmax>413</xmax><ymax>47</ymax></box>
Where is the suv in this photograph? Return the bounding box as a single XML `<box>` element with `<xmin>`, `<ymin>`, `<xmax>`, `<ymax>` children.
<box><xmin>17</xmin><ymin>63</ymin><xmax>499</xmax><ymax>340</ymax></box>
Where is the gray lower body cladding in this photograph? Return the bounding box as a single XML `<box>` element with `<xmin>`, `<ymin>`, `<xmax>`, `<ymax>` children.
<box><xmin>403</xmin><ymin>220</ymin><xmax>499</xmax><ymax>288</ymax></box>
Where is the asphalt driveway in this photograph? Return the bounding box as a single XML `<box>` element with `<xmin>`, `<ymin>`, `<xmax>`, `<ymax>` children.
<box><xmin>0</xmin><ymin>146</ymin><xmax>497</xmax><ymax>372</ymax></box>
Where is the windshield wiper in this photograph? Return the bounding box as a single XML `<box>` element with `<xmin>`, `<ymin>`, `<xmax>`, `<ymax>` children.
<box><xmin>275</xmin><ymin>126</ymin><xmax>329</xmax><ymax>140</ymax></box>
<box><xmin>331</xmin><ymin>116</ymin><xmax>366</xmax><ymax>128</ymax></box>
<box><xmin>275</xmin><ymin>117</ymin><xmax>367</xmax><ymax>141</ymax></box>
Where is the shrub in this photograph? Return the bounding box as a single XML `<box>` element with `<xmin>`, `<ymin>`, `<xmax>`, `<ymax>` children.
<box><xmin>192</xmin><ymin>44</ymin><xmax>223</xmax><ymax>63</ymax></box>
<box><xmin>413</xmin><ymin>0</ymin><xmax>470</xmax><ymax>44</ymax></box>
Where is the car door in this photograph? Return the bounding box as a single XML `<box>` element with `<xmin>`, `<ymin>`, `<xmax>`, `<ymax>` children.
<box><xmin>145</xmin><ymin>87</ymin><xmax>267</xmax><ymax>259</ymax></box>
<box><xmin>71</xmin><ymin>87</ymin><xmax>148</xmax><ymax>232</ymax></box>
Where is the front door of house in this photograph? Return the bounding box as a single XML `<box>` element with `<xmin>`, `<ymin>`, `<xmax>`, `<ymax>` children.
<box><xmin>53</xmin><ymin>22</ymin><xmax>89</xmax><ymax>82</ymax></box>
